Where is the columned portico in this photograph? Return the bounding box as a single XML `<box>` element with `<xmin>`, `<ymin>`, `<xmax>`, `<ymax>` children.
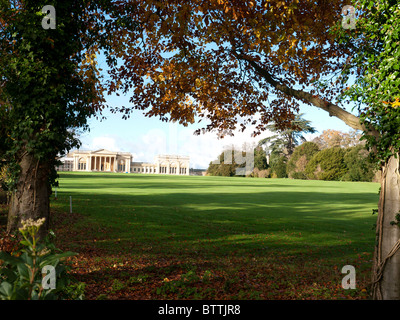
<box><xmin>69</xmin><ymin>149</ymin><xmax>132</xmax><ymax>173</ymax></box>
<box><xmin>64</xmin><ymin>150</ymin><xmax>190</xmax><ymax>175</ymax></box>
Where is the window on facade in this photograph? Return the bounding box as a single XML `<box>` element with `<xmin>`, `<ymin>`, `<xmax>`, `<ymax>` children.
<box><xmin>78</xmin><ymin>162</ymin><xmax>86</xmax><ymax>170</ymax></box>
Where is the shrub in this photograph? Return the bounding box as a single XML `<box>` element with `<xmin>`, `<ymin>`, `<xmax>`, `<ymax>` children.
<box><xmin>254</xmin><ymin>147</ymin><xmax>268</xmax><ymax>170</ymax></box>
<box><xmin>270</xmin><ymin>172</ymin><xmax>278</xmax><ymax>178</ymax></box>
<box><xmin>269</xmin><ymin>152</ymin><xmax>288</xmax><ymax>178</ymax></box>
<box><xmin>287</xmin><ymin>142</ymin><xmax>320</xmax><ymax>179</ymax></box>
<box><xmin>305</xmin><ymin>147</ymin><xmax>347</xmax><ymax>181</ymax></box>
<box><xmin>251</xmin><ymin>168</ymin><xmax>271</xmax><ymax>178</ymax></box>
<box><xmin>343</xmin><ymin>145</ymin><xmax>376</xmax><ymax>181</ymax></box>
<box><xmin>258</xmin><ymin>169</ymin><xmax>271</xmax><ymax>178</ymax></box>
<box><xmin>290</xmin><ymin>171</ymin><xmax>308</xmax><ymax>180</ymax></box>
<box><xmin>207</xmin><ymin>150</ymin><xmax>245</xmax><ymax>177</ymax></box>
<box><xmin>0</xmin><ymin>218</ymin><xmax>83</xmax><ymax>300</ymax></box>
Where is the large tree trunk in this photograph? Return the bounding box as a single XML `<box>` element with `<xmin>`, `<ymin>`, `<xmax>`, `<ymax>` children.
<box><xmin>372</xmin><ymin>153</ymin><xmax>400</xmax><ymax>299</ymax></box>
<box><xmin>7</xmin><ymin>152</ymin><xmax>51</xmax><ymax>240</ymax></box>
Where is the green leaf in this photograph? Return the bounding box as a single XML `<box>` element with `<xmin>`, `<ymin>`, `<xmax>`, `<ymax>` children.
<box><xmin>0</xmin><ymin>281</ymin><xmax>14</xmax><ymax>300</ymax></box>
<box><xmin>0</xmin><ymin>267</ymin><xmax>18</xmax><ymax>282</ymax></box>
<box><xmin>19</xmin><ymin>252</ymin><xmax>33</xmax><ymax>265</ymax></box>
<box><xmin>39</xmin><ymin>251</ymin><xmax>76</xmax><ymax>269</ymax></box>
<box><xmin>0</xmin><ymin>251</ymin><xmax>22</xmax><ymax>266</ymax></box>
<box><xmin>19</xmin><ymin>240</ymin><xmax>31</xmax><ymax>247</ymax></box>
<box><xmin>15</xmin><ymin>287</ymin><xmax>29</xmax><ymax>300</ymax></box>
<box><xmin>17</xmin><ymin>263</ymin><xmax>31</xmax><ymax>281</ymax></box>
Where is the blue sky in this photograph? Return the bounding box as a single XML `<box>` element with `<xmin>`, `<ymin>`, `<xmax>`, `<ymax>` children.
<box><xmin>76</xmin><ymin>37</ymin><xmax>358</xmax><ymax>169</ymax></box>
<box><xmin>79</xmin><ymin>90</ymin><xmax>356</xmax><ymax>169</ymax></box>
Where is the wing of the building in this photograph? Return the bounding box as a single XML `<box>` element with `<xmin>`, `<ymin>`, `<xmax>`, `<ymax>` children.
<box><xmin>56</xmin><ymin>150</ymin><xmax>190</xmax><ymax>175</ymax></box>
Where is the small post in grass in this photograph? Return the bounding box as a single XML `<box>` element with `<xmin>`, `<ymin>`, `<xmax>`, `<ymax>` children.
<box><xmin>69</xmin><ymin>196</ymin><xmax>72</xmax><ymax>214</ymax></box>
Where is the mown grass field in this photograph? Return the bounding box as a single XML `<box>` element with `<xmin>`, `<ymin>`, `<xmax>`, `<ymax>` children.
<box><xmin>49</xmin><ymin>172</ymin><xmax>380</xmax><ymax>299</ymax></box>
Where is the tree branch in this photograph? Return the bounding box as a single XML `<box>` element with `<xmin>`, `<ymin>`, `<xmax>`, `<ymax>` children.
<box><xmin>238</xmin><ymin>54</ymin><xmax>367</xmax><ymax>132</ymax></box>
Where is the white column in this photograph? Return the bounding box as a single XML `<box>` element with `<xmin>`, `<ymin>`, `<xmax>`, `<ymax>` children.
<box><xmin>155</xmin><ymin>161</ymin><xmax>159</xmax><ymax>174</ymax></box>
<box><xmin>167</xmin><ymin>162</ymin><xmax>170</xmax><ymax>175</ymax></box>
<box><xmin>114</xmin><ymin>156</ymin><xmax>117</xmax><ymax>172</ymax></box>
<box><xmin>86</xmin><ymin>157</ymin><xmax>90</xmax><ymax>171</ymax></box>
<box><xmin>177</xmin><ymin>162</ymin><xmax>180</xmax><ymax>175</ymax></box>
<box><xmin>125</xmin><ymin>159</ymin><xmax>130</xmax><ymax>173</ymax></box>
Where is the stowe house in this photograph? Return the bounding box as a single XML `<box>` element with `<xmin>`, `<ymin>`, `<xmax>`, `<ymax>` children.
<box><xmin>57</xmin><ymin>149</ymin><xmax>190</xmax><ymax>175</ymax></box>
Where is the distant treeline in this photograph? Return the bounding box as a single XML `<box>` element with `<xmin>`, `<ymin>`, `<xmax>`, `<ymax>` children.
<box><xmin>207</xmin><ymin>130</ymin><xmax>378</xmax><ymax>182</ymax></box>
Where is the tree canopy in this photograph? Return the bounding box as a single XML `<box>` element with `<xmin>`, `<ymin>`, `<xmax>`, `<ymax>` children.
<box><xmin>106</xmin><ymin>0</ymin><xmax>360</xmax><ymax>136</ymax></box>
<box><xmin>336</xmin><ymin>0</ymin><xmax>400</xmax><ymax>165</ymax></box>
<box><xmin>0</xmin><ymin>1</ymin><xmax>105</xmax><ymax>181</ymax></box>
<box><xmin>312</xmin><ymin>129</ymin><xmax>363</xmax><ymax>149</ymax></box>
<box><xmin>0</xmin><ymin>0</ymin><xmax>124</xmax><ymax>235</ymax></box>
<box><xmin>338</xmin><ymin>0</ymin><xmax>400</xmax><ymax>300</ymax></box>
<box><xmin>257</xmin><ymin>113</ymin><xmax>316</xmax><ymax>156</ymax></box>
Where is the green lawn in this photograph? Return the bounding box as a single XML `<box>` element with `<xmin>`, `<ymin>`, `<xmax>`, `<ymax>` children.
<box><xmin>50</xmin><ymin>172</ymin><xmax>380</xmax><ymax>299</ymax></box>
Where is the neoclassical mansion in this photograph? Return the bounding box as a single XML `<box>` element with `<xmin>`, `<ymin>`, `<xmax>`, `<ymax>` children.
<box><xmin>57</xmin><ymin>149</ymin><xmax>190</xmax><ymax>175</ymax></box>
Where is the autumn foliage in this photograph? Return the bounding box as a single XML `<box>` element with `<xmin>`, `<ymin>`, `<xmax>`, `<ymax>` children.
<box><xmin>106</xmin><ymin>0</ymin><xmax>355</xmax><ymax>135</ymax></box>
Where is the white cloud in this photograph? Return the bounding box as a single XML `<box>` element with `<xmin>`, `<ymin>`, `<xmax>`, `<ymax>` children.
<box><xmin>81</xmin><ymin>123</ymin><xmax>274</xmax><ymax>169</ymax></box>
<box><xmin>91</xmin><ymin>136</ymin><xmax>120</xmax><ymax>151</ymax></box>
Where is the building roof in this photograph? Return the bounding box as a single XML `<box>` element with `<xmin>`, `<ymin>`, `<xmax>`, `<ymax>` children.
<box><xmin>68</xmin><ymin>149</ymin><xmax>132</xmax><ymax>156</ymax></box>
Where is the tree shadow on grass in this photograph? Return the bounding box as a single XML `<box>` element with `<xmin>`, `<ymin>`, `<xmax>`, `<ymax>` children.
<box><xmin>50</xmin><ymin>177</ymin><xmax>378</xmax><ymax>300</ymax></box>
<box><xmin>51</xmin><ymin>185</ymin><xmax>379</xmax><ymax>265</ymax></box>
<box><xmin>58</xmin><ymin>172</ymin><xmax>372</xmax><ymax>190</ymax></box>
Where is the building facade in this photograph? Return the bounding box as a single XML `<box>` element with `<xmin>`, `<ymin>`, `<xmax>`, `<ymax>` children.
<box><xmin>57</xmin><ymin>149</ymin><xmax>190</xmax><ymax>175</ymax></box>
